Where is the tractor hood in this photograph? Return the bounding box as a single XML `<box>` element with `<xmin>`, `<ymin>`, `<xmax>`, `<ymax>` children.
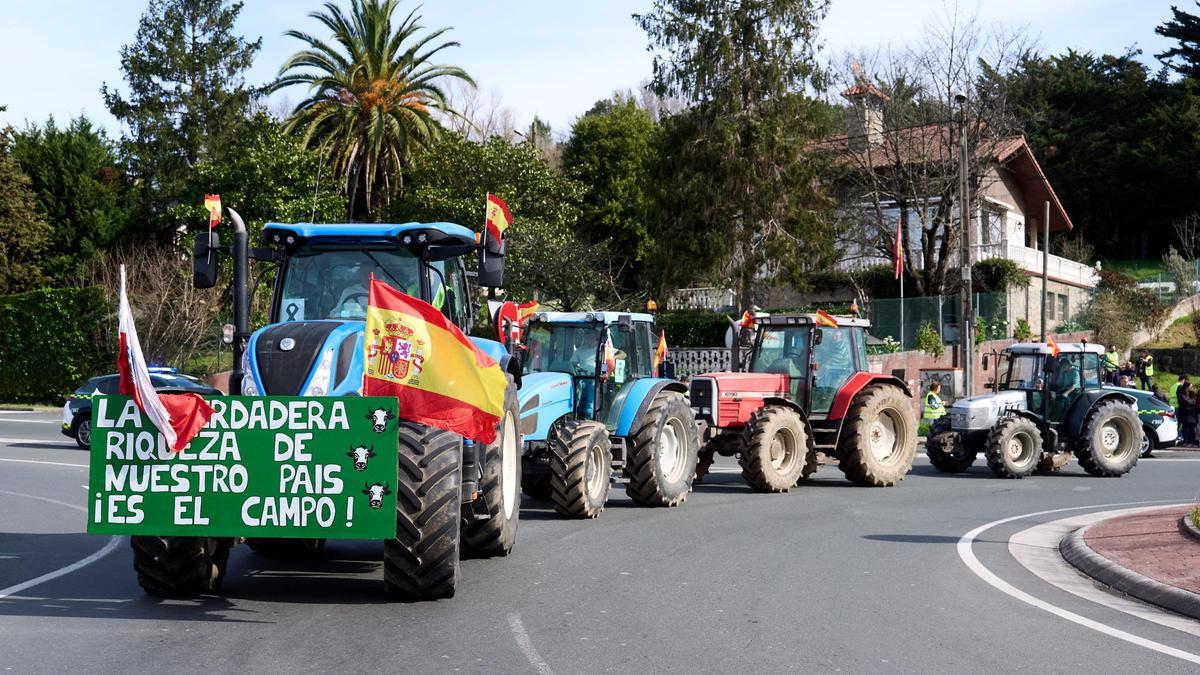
<box><xmin>695</xmin><ymin>371</ymin><xmax>790</xmax><ymax>397</ymax></box>
<box><xmin>245</xmin><ymin>320</ymin><xmax>364</xmax><ymax>397</ymax></box>
<box><xmin>517</xmin><ymin>371</ymin><xmax>574</xmax><ymax>442</ymax></box>
<box><xmin>948</xmin><ymin>390</ymin><xmax>1027</xmax><ymax>433</ymax></box>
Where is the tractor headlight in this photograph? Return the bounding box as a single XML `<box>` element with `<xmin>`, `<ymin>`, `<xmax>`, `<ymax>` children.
<box><xmin>304</xmin><ymin>349</ymin><xmax>335</xmax><ymax>397</ymax></box>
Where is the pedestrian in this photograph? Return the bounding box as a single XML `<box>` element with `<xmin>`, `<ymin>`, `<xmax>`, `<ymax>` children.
<box><xmin>1118</xmin><ymin>374</ymin><xmax>1132</xmax><ymax>388</ymax></box>
<box><xmin>1151</xmin><ymin>383</ymin><xmax>1169</xmax><ymax>404</ymax></box>
<box><xmin>923</xmin><ymin>380</ymin><xmax>946</xmax><ymax>426</ymax></box>
<box><xmin>1135</xmin><ymin>349</ymin><xmax>1155</xmax><ymax>390</ymax></box>
<box><xmin>1172</xmin><ymin>375</ymin><xmax>1189</xmax><ymax>409</ymax></box>
<box><xmin>1119</xmin><ymin>361</ymin><xmax>1136</xmax><ymax>385</ymax></box>
<box><xmin>1179</xmin><ymin>381</ymin><xmax>1197</xmax><ymax>447</ymax></box>
<box><xmin>1103</xmin><ymin>347</ymin><xmax>1120</xmax><ymax>384</ymax></box>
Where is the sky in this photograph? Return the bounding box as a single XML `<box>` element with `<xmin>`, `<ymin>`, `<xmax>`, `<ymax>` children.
<box><xmin>0</xmin><ymin>0</ymin><xmax>1180</xmax><ymax>139</ymax></box>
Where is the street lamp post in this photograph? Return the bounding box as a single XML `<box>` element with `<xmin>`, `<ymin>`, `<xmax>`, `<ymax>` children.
<box><xmin>956</xmin><ymin>93</ymin><xmax>974</xmax><ymax>397</ymax></box>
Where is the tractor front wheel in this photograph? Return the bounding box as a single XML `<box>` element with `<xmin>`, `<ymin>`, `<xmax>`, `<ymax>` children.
<box><xmin>626</xmin><ymin>393</ymin><xmax>699</xmax><ymax>507</ymax></box>
<box><xmin>551</xmin><ymin>420</ymin><xmax>611</xmax><ymax>518</ymax></box>
<box><xmin>925</xmin><ymin>431</ymin><xmax>977</xmax><ymax>473</ymax></box>
<box><xmin>984</xmin><ymin>416</ymin><xmax>1043</xmax><ymax>478</ymax></box>
<box><xmin>1076</xmin><ymin>400</ymin><xmax>1141</xmax><ymax>477</ymax></box>
<box><xmin>462</xmin><ymin>377</ymin><xmax>521</xmax><ymax>558</ymax></box>
<box><xmin>384</xmin><ymin>422</ymin><xmax>462</xmax><ymax>600</ymax></box>
<box><xmin>740</xmin><ymin>406</ymin><xmax>809</xmax><ymax>492</ymax></box>
<box><xmin>131</xmin><ymin>536</ymin><xmax>231</xmax><ymax>597</ymax></box>
<box><xmin>837</xmin><ymin>385</ymin><xmax>917</xmax><ymax>486</ymax></box>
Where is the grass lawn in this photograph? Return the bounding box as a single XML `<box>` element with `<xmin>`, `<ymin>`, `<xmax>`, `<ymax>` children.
<box><xmin>1108</xmin><ymin>258</ymin><xmax>1167</xmax><ymax>282</ymax></box>
<box><xmin>1148</xmin><ymin>314</ymin><xmax>1198</xmax><ymax>349</ymax></box>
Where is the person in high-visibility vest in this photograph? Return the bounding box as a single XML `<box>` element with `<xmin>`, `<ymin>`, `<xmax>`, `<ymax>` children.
<box><xmin>1103</xmin><ymin>348</ymin><xmax>1120</xmax><ymax>384</ymax></box>
<box><xmin>1136</xmin><ymin>349</ymin><xmax>1155</xmax><ymax>390</ymax></box>
<box><xmin>923</xmin><ymin>381</ymin><xmax>946</xmax><ymax>424</ymax></box>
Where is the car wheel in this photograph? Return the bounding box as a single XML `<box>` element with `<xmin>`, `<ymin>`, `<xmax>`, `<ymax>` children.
<box><xmin>1140</xmin><ymin>426</ymin><xmax>1155</xmax><ymax>458</ymax></box>
<box><xmin>74</xmin><ymin>418</ymin><xmax>92</xmax><ymax>449</ymax></box>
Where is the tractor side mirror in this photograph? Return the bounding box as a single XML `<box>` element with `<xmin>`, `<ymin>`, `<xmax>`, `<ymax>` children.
<box><xmin>813</xmin><ymin>328</ymin><xmax>824</xmax><ymax>346</ymax></box>
<box><xmin>476</xmin><ymin>243</ymin><xmax>505</xmax><ymax>288</ymax></box>
<box><xmin>193</xmin><ymin>232</ymin><xmax>219</xmax><ymax>289</ymax></box>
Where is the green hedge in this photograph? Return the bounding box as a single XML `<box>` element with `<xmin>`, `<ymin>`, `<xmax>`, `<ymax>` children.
<box><xmin>0</xmin><ymin>286</ymin><xmax>115</xmax><ymax>403</ymax></box>
<box><xmin>657</xmin><ymin>311</ymin><xmax>730</xmax><ymax>349</ymax></box>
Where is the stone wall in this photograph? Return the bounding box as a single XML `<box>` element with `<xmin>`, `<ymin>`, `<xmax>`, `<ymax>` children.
<box><xmin>1148</xmin><ymin>349</ymin><xmax>1200</xmax><ymax>377</ymax></box>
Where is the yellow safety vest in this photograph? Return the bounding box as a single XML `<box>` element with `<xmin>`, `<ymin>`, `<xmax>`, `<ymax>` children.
<box><xmin>923</xmin><ymin>392</ymin><xmax>946</xmax><ymax>421</ymax></box>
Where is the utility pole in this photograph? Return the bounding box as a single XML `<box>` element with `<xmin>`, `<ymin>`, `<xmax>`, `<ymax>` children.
<box><xmin>957</xmin><ymin>93</ymin><xmax>974</xmax><ymax>396</ymax></box>
<box><xmin>1041</xmin><ymin>200</ymin><xmax>1050</xmax><ymax>342</ymax></box>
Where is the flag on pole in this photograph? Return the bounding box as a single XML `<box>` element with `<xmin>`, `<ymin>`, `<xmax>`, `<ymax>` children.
<box><xmin>485</xmin><ymin>193</ymin><xmax>513</xmax><ymax>243</ymax></box>
<box><xmin>893</xmin><ymin>215</ymin><xmax>904</xmax><ymax>280</ymax></box>
<box><xmin>1047</xmin><ymin>335</ymin><xmax>1061</xmax><ymax>358</ymax></box>
<box><xmin>204</xmin><ymin>194</ymin><xmax>222</xmax><ymax>229</ymax></box>
<box><xmin>516</xmin><ymin>300</ymin><xmax>539</xmax><ymax>324</ymax></box>
<box><xmin>364</xmin><ymin>278</ymin><xmax>508</xmax><ymax>444</ymax></box>
<box><xmin>600</xmin><ymin>331</ymin><xmax>616</xmax><ymax>380</ymax></box>
<box><xmin>653</xmin><ymin>330</ymin><xmax>668</xmax><ymax>376</ymax></box>
<box><xmin>117</xmin><ymin>265</ymin><xmax>214</xmax><ymax>452</ymax></box>
<box><xmin>738</xmin><ymin>311</ymin><xmax>755</xmax><ymax>329</ymax></box>
<box><xmin>815</xmin><ymin>309</ymin><xmax>840</xmax><ymax>328</ymax></box>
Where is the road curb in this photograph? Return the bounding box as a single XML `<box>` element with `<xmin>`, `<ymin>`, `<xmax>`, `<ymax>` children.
<box><xmin>1181</xmin><ymin>512</ymin><xmax>1200</xmax><ymax>544</ymax></box>
<box><xmin>1059</xmin><ymin>524</ymin><xmax>1200</xmax><ymax>620</ymax></box>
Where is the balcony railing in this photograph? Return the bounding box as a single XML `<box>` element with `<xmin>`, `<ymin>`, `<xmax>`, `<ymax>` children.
<box><xmin>974</xmin><ymin>240</ymin><xmax>1099</xmax><ymax>288</ymax></box>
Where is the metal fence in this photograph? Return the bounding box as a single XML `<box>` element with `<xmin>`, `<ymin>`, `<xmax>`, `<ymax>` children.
<box><xmin>670</xmin><ymin>348</ymin><xmax>731</xmax><ymax>379</ymax></box>
<box><xmin>870</xmin><ymin>292</ymin><xmax>1008</xmax><ymax>351</ymax></box>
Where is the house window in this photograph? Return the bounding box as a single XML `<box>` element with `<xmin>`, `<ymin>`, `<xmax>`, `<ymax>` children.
<box><xmin>1047</xmin><ymin>293</ymin><xmax>1056</xmax><ymax>320</ymax></box>
<box><xmin>1059</xmin><ymin>294</ymin><xmax>1069</xmax><ymax>321</ymax></box>
<box><xmin>981</xmin><ymin>206</ymin><xmax>1005</xmax><ymax>245</ymax></box>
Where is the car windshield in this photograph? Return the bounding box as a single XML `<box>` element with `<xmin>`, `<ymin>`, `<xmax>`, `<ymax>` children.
<box><xmin>75</xmin><ymin>376</ymin><xmax>117</xmax><ymax>395</ymax></box>
<box><xmin>1001</xmin><ymin>354</ymin><xmax>1044</xmax><ymax>391</ymax></box>
<box><xmin>154</xmin><ymin>374</ymin><xmax>208</xmax><ymax>390</ymax></box>
<box><xmin>749</xmin><ymin>326</ymin><xmax>812</xmax><ymax>375</ymax></box>
<box><xmin>522</xmin><ymin>323</ymin><xmax>603</xmax><ymax>377</ymax></box>
<box><xmin>277</xmin><ymin>244</ymin><xmax>430</xmax><ymax>322</ymax></box>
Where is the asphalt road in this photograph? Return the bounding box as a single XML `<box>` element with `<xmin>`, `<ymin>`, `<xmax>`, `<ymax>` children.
<box><xmin>3</xmin><ymin>409</ymin><xmax>1200</xmax><ymax>674</ymax></box>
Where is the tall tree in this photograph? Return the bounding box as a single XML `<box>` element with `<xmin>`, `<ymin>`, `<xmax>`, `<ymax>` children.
<box><xmin>635</xmin><ymin>0</ymin><xmax>836</xmax><ymax>310</ymax></box>
<box><xmin>275</xmin><ymin>0</ymin><xmax>473</xmax><ymax>220</ymax></box>
<box><xmin>561</xmin><ymin>96</ymin><xmax>657</xmax><ymax>295</ymax></box>
<box><xmin>10</xmin><ymin>116</ymin><xmax>132</xmax><ymax>285</ymax></box>
<box><xmin>1157</xmin><ymin>3</ymin><xmax>1200</xmax><ymax>78</ymax></box>
<box><xmin>102</xmin><ymin>0</ymin><xmax>260</xmax><ymax>233</ymax></box>
<box><xmin>0</xmin><ymin>122</ymin><xmax>53</xmax><ymax>294</ymax></box>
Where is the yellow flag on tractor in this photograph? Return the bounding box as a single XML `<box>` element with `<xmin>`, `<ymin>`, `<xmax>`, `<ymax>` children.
<box><xmin>516</xmin><ymin>300</ymin><xmax>539</xmax><ymax>323</ymax></box>
<box><xmin>815</xmin><ymin>309</ymin><xmax>839</xmax><ymax>328</ymax></box>
<box><xmin>363</xmin><ymin>278</ymin><xmax>508</xmax><ymax>444</ymax></box>
<box><xmin>204</xmin><ymin>194</ymin><xmax>221</xmax><ymax>228</ymax></box>
<box><xmin>653</xmin><ymin>330</ymin><xmax>668</xmax><ymax>376</ymax></box>
<box><xmin>485</xmin><ymin>193</ymin><xmax>513</xmax><ymax>244</ymax></box>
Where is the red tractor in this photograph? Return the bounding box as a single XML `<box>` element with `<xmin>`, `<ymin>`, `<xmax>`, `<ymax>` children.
<box><xmin>690</xmin><ymin>314</ymin><xmax>917</xmax><ymax>491</ymax></box>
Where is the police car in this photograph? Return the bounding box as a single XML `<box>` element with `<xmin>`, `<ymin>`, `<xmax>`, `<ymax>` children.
<box><xmin>1107</xmin><ymin>385</ymin><xmax>1178</xmax><ymax>457</ymax></box>
<box><xmin>61</xmin><ymin>368</ymin><xmax>221</xmax><ymax>449</ymax></box>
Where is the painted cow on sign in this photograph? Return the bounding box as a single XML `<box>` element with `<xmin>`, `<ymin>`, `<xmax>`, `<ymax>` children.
<box><xmin>346</xmin><ymin>445</ymin><xmax>377</xmax><ymax>471</ymax></box>
<box><xmin>362</xmin><ymin>482</ymin><xmax>392</xmax><ymax>509</ymax></box>
<box><xmin>366</xmin><ymin>408</ymin><xmax>394</xmax><ymax>433</ymax></box>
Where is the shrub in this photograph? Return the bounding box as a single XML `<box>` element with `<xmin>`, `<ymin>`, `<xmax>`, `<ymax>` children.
<box><xmin>916</xmin><ymin>320</ymin><xmax>944</xmax><ymax>357</ymax></box>
<box><xmin>656</xmin><ymin>310</ymin><xmax>730</xmax><ymax>348</ymax></box>
<box><xmin>973</xmin><ymin>258</ymin><xmax>1030</xmax><ymax>292</ymax></box>
<box><xmin>1013</xmin><ymin>318</ymin><xmax>1033</xmax><ymax>341</ymax></box>
<box><xmin>0</xmin><ymin>286</ymin><xmax>115</xmax><ymax>403</ymax></box>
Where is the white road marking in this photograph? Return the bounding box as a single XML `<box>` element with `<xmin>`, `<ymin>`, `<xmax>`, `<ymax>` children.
<box><xmin>0</xmin><ymin>489</ymin><xmax>122</xmax><ymax>601</ymax></box>
<box><xmin>508</xmin><ymin>612</ymin><xmax>554</xmax><ymax>675</ymax></box>
<box><xmin>0</xmin><ymin>458</ymin><xmax>87</xmax><ymax>469</ymax></box>
<box><xmin>0</xmin><ymin>410</ymin><xmax>48</xmax><ymax>415</ymax></box>
<box><xmin>0</xmin><ymin>437</ymin><xmax>76</xmax><ymax>447</ymax></box>
<box><xmin>0</xmin><ymin>418</ymin><xmax>59</xmax><ymax>424</ymax></box>
<box><xmin>1009</xmin><ymin>505</ymin><xmax>1200</xmax><ymax>638</ymax></box>
<box><xmin>958</xmin><ymin>500</ymin><xmax>1200</xmax><ymax>665</ymax></box>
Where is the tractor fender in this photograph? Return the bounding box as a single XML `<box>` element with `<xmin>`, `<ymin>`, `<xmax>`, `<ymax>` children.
<box><xmin>827</xmin><ymin>373</ymin><xmax>911</xmax><ymax>421</ymax></box>
<box><xmin>470</xmin><ymin>336</ymin><xmax>521</xmax><ymax>388</ymax></box>
<box><xmin>1063</xmin><ymin>390</ymin><xmax>1138</xmax><ymax>439</ymax></box>
<box><xmin>612</xmin><ymin>379</ymin><xmax>688</xmax><ymax>437</ymax></box>
<box><xmin>516</xmin><ymin>371</ymin><xmax>574</xmax><ymax>443</ymax></box>
<box><xmin>761</xmin><ymin>396</ymin><xmax>809</xmax><ymax>423</ymax></box>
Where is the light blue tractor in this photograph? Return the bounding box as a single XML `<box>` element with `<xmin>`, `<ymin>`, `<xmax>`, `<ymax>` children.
<box><xmin>516</xmin><ymin>311</ymin><xmax>699</xmax><ymax>518</ymax></box>
<box><xmin>157</xmin><ymin>215</ymin><xmax>523</xmax><ymax>602</ymax></box>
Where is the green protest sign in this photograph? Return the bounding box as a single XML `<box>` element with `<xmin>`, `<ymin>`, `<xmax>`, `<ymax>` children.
<box><xmin>87</xmin><ymin>395</ymin><xmax>399</xmax><ymax>539</ymax></box>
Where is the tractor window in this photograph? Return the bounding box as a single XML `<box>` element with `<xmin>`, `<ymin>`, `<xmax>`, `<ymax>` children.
<box><xmin>277</xmin><ymin>245</ymin><xmax>420</xmax><ymax>322</ymax></box>
<box><xmin>811</xmin><ymin>328</ymin><xmax>856</xmax><ymax>413</ymax></box>
<box><xmin>1001</xmin><ymin>355</ymin><xmax>1043</xmax><ymax>391</ymax></box>
<box><xmin>434</xmin><ymin>259</ymin><xmax>470</xmax><ymax>328</ymax></box>
<box><xmin>749</xmin><ymin>327</ymin><xmax>810</xmax><ymax>375</ymax></box>
<box><xmin>851</xmin><ymin>327</ymin><xmax>869</xmax><ymax>371</ymax></box>
<box><xmin>522</xmin><ymin>323</ymin><xmax>602</xmax><ymax>377</ymax></box>
<box><xmin>608</xmin><ymin>326</ymin><xmax>641</xmax><ymax>383</ymax></box>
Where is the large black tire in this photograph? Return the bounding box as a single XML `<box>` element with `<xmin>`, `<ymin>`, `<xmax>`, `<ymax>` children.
<box><xmin>131</xmin><ymin>536</ymin><xmax>230</xmax><ymax>597</ymax></box>
<box><xmin>245</xmin><ymin>538</ymin><xmax>326</xmax><ymax>557</ymax></box>
<box><xmin>383</xmin><ymin>422</ymin><xmax>462</xmax><ymax>601</ymax></box>
<box><xmin>984</xmin><ymin>416</ymin><xmax>1043</xmax><ymax>478</ymax></box>
<box><xmin>551</xmin><ymin>420</ymin><xmax>611</xmax><ymax>518</ymax></box>
<box><xmin>1139</xmin><ymin>425</ymin><xmax>1156</xmax><ymax>458</ymax></box>
<box><xmin>521</xmin><ymin>472</ymin><xmax>552</xmax><ymax>500</ymax></box>
<box><xmin>462</xmin><ymin>378</ymin><xmax>521</xmax><ymax>558</ymax></box>
<box><xmin>837</xmin><ymin>385</ymin><xmax>918</xmax><ymax>486</ymax></box>
<box><xmin>626</xmin><ymin>393</ymin><xmax>699</xmax><ymax>507</ymax></box>
<box><xmin>739</xmin><ymin>406</ymin><xmax>809</xmax><ymax>493</ymax></box>
<box><xmin>925</xmin><ymin>431</ymin><xmax>977</xmax><ymax>473</ymax></box>
<box><xmin>1076</xmin><ymin>400</ymin><xmax>1141</xmax><ymax>477</ymax></box>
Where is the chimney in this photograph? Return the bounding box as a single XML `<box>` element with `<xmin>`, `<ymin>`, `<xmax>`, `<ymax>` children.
<box><xmin>841</xmin><ymin>64</ymin><xmax>889</xmax><ymax>150</ymax></box>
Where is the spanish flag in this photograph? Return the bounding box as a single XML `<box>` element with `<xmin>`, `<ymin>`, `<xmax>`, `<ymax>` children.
<box><xmin>485</xmin><ymin>193</ymin><xmax>513</xmax><ymax>243</ymax></box>
<box><xmin>601</xmin><ymin>331</ymin><xmax>616</xmax><ymax>380</ymax></box>
<box><xmin>1047</xmin><ymin>335</ymin><xmax>1061</xmax><ymax>358</ymax></box>
<box><xmin>516</xmin><ymin>300</ymin><xmax>539</xmax><ymax>323</ymax></box>
<box><xmin>204</xmin><ymin>194</ymin><xmax>221</xmax><ymax>228</ymax></box>
<box><xmin>815</xmin><ymin>310</ymin><xmax>839</xmax><ymax>328</ymax></box>
<box><xmin>364</xmin><ymin>278</ymin><xmax>508</xmax><ymax>444</ymax></box>
<box><xmin>653</xmin><ymin>330</ymin><xmax>668</xmax><ymax>376</ymax></box>
<box><xmin>738</xmin><ymin>311</ymin><xmax>755</xmax><ymax>329</ymax></box>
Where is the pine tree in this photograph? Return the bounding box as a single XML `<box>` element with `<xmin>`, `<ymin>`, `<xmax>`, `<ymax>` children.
<box><xmin>1157</xmin><ymin>3</ymin><xmax>1200</xmax><ymax>79</ymax></box>
<box><xmin>0</xmin><ymin>120</ymin><xmax>53</xmax><ymax>294</ymax></box>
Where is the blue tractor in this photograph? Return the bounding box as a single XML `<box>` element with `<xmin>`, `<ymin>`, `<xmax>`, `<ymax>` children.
<box><xmin>139</xmin><ymin>212</ymin><xmax>523</xmax><ymax>601</ymax></box>
<box><xmin>516</xmin><ymin>311</ymin><xmax>699</xmax><ymax>518</ymax></box>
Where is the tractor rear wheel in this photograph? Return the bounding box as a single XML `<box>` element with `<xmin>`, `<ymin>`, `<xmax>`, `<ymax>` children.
<box><xmin>837</xmin><ymin>385</ymin><xmax>917</xmax><ymax>486</ymax></box>
<box><xmin>245</xmin><ymin>538</ymin><xmax>326</xmax><ymax>557</ymax></box>
<box><xmin>131</xmin><ymin>536</ymin><xmax>231</xmax><ymax>597</ymax></box>
<box><xmin>925</xmin><ymin>432</ymin><xmax>977</xmax><ymax>473</ymax></box>
<box><xmin>384</xmin><ymin>422</ymin><xmax>462</xmax><ymax>600</ymax></box>
<box><xmin>1076</xmin><ymin>400</ymin><xmax>1141</xmax><ymax>477</ymax></box>
<box><xmin>984</xmin><ymin>416</ymin><xmax>1043</xmax><ymax>478</ymax></box>
<box><xmin>740</xmin><ymin>406</ymin><xmax>809</xmax><ymax>492</ymax></box>
<box><xmin>626</xmin><ymin>393</ymin><xmax>699</xmax><ymax>507</ymax></box>
<box><xmin>551</xmin><ymin>420</ymin><xmax>611</xmax><ymax>518</ymax></box>
<box><xmin>462</xmin><ymin>377</ymin><xmax>521</xmax><ymax>558</ymax></box>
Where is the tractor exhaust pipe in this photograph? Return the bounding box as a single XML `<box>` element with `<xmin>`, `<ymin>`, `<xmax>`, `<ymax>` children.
<box><xmin>228</xmin><ymin>208</ymin><xmax>250</xmax><ymax>395</ymax></box>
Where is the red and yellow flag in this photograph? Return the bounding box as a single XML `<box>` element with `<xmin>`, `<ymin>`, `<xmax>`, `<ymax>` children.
<box><xmin>738</xmin><ymin>311</ymin><xmax>755</xmax><ymax>329</ymax></box>
<box><xmin>364</xmin><ymin>279</ymin><xmax>508</xmax><ymax>444</ymax></box>
<box><xmin>485</xmin><ymin>193</ymin><xmax>513</xmax><ymax>243</ymax></box>
<box><xmin>1047</xmin><ymin>335</ymin><xmax>1061</xmax><ymax>358</ymax></box>
<box><xmin>204</xmin><ymin>194</ymin><xmax>221</xmax><ymax>229</ymax></box>
<box><xmin>516</xmin><ymin>300</ymin><xmax>539</xmax><ymax>323</ymax></box>
<box><xmin>601</xmin><ymin>331</ymin><xmax>616</xmax><ymax>380</ymax></box>
<box><xmin>653</xmin><ymin>330</ymin><xmax>668</xmax><ymax>376</ymax></box>
<box><xmin>815</xmin><ymin>309</ymin><xmax>839</xmax><ymax>328</ymax></box>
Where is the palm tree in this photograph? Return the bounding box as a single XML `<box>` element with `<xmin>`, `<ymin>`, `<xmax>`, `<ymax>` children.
<box><xmin>274</xmin><ymin>0</ymin><xmax>473</xmax><ymax>219</ymax></box>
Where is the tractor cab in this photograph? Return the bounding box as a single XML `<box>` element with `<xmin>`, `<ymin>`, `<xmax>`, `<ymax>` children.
<box><xmin>994</xmin><ymin>343</ymin><xmax>1105</xmax><ymax>426</ymax></box>
<box><xmin>747</xmin><ymin>315</ymin><xmax>871</xmax><ymax>415</ymax></box>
